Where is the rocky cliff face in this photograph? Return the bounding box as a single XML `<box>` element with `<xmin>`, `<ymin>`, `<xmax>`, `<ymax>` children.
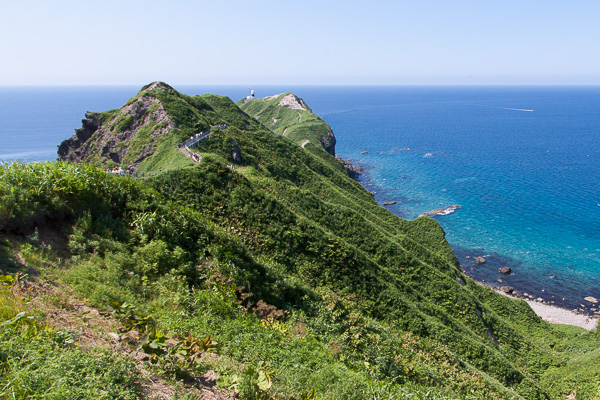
<box><xmin>58</xmin><ymin>82</ymin><xmax>177</xmax><ymax>171</ymax></box>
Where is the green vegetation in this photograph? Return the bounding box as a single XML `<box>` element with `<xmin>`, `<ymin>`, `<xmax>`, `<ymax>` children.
<box><xmin>237</xmin><ymin>93</ymin><xmax>336</xmax><ymax>155</ymax></box>
<box><xmin>57</xmin><ymin>82</ymin><xmax>265</xmax><ymax>175</ymax></box>
<box><xmin>2</xmin><ymin>83</ymin><xmax>600</xmax><ymax>399</ymax></box>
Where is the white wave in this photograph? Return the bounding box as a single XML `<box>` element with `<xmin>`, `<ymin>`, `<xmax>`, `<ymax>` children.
<box><xmin>503</xmin><ymin>107</ymin><xmax>534</xmax><ymax>112</ymax></box>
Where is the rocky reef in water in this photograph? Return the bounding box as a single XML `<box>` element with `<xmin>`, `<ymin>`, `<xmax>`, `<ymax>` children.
<box><xmin>419</xmin><ymin>204</ymin><xmax>461</xmax><ymax>217</ymax></box>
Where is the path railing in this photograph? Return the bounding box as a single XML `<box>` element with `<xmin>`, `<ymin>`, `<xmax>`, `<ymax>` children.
<box><xmin>178</xmin><ymin>124</ymin><xmax>228</xmax><ymax>149</ymax></box>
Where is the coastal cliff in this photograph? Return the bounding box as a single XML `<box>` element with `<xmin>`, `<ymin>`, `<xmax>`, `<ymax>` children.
<box><xmin>58</xmin><ymin>82</ymin><xmax>175</xmax><ymax>169</ymax></box>
<box><xmin>237</xmin><ymin>92</ymin><xmax>337</xmax><ymax>156</ymax></box>
<box><xmin>3</xmin><ymin>83</ymin><xmax>600</xmax><ymax>399</ymax></box>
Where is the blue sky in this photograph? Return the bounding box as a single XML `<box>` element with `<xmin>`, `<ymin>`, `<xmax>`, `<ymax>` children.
<box><xmin>1</xmin><ymin>0</ymin><xmax>599</xmax><ymax>85</ymax></box>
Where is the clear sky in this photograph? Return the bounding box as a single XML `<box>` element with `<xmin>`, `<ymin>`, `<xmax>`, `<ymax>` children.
<box><xmin>1</xmin><ymin>0</ymin><xmax>599</xmax><ymax>85</ymax></box>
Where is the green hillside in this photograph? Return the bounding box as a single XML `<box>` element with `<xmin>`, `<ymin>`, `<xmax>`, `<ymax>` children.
<box><xmin>1</xmin><ymin>83</ymin><xmax>599</xmax><ymax>399</ymax></box>
<box><xmin>57</xmin><ymin>82</ymin><xmax>265</xmax><ymax>175</ymax></box>
<box><xmin>237</xmin><ymin>93</ymin><xmax>336</xmax><ymax>155</ymax></box>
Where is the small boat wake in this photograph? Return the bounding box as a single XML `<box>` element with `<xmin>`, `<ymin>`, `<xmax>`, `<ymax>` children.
<box><xmin>473</xmin><ymin>104</ymin><xmax>533</xmax><ymax>112</ymax></box>
<box><xmin>503</xmin><ymin>107</ymin><xmax>534</xmax><ymax>112</ymax></box>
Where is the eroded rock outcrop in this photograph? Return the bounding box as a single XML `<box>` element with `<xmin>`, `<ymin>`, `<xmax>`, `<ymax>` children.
<box><xmin>230</xmin><ymin>140</ymin><xmax>242</xmax><ymax>165</ymax></box>
<box><xmin>277</xmin><ymin>93</ymin><xmax>308</xmax><ymax>110</ymax></box>
<box><xmin>58</xmin><ymin>84</ymin><xmax>177</xmax><ymax>171</ymax></box>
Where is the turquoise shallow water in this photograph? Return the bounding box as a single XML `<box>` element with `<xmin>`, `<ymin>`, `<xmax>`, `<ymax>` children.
<box><xmin>311</xmin><ymin>86</ymin><xmax>600</xmax><ymax>310</ymax></box>
<box><xmin>1</xmin><ymin>85</ymin><xmax>599</xmax><ymax>309</ymax></box>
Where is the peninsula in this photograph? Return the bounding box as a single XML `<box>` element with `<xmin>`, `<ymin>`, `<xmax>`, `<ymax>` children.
<box><xmin>1</xmin><ymin>82</ymin><xmax>599</xmax><ymax>399</ymax></box>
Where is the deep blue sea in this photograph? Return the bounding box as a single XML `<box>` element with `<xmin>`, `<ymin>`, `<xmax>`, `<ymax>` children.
<box><xmin>1</xmin><ymin>85</ymin><xmax>599</xmax><ymax>310</ymax></box>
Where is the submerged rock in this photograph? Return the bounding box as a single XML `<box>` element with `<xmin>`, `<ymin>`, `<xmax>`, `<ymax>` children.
<box><xmin>499</xmin><ymin>266</ymin><xmax>512</xmax><ymax>274</ymax></box>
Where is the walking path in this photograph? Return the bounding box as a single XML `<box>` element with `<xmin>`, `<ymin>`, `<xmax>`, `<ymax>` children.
<box><xmin>177</xmin><ymin>124</ymin><xmax>228</xmax><ymax>164</ymax></box>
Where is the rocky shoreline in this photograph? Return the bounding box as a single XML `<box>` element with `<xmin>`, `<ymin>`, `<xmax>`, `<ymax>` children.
<box><xmin>486</xmin><ymin>282</ymin><xmax>598</xmax><ymax>331</ymax></box>
<box><xmin>337</xmin><ymin>157</ymin><xmax>364</xmax><ymax>179</ymax></box>
<box><xmin>341</xmin><ymin>151</ymin><xmax>599</xmax><ymax>329</ymax></box>
<box><xmin>460</xmin><ymin>251</ymin><xmax>600</xmax><ymax>322</ymax></box>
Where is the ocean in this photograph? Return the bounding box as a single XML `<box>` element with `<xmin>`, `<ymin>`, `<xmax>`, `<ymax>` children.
<box><xmin>1</xmin><ymin>85</ymin><xmax>599</xmax><ymax>311</ymax></box>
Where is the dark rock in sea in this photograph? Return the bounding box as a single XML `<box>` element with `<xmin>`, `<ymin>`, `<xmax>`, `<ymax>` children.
<box><xmin>500</xmin><ymin>286</ymin><xmax>514</xmax><ymax>294</ymax></box>
<box><xmin>499</xmin><ymin>266</ymin><xmax>512</xmax><ymax>274</ymax></box>
<box><xmin>475</xmin><ymin>256</ymin><xmax>486</xmax><ymax>265</ymax></box>
<box><xmin>361</xmin><ymin>151</ymin><xmax>368</xmax><ymax>154</ymax></box>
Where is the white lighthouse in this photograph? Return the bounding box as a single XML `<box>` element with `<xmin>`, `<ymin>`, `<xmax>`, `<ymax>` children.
<box><xmin>246</xmin><ymin>89</ymin><xmax>255</xmax><ymax>100</ymax></box>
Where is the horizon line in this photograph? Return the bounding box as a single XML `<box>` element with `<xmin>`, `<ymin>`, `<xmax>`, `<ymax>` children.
<box><xmin>1</xmin><ymin>82</ymin><xmax>600</xmax><ymax>88</ymax></box>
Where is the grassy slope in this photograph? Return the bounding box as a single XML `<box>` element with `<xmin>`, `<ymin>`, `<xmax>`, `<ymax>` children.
<box><xmin>237</xmin><ymin>93</ymin><xmax>336</xmax><ymax>155</ymax></box>
<box><xmin>2</xmin><ymin>84</ymin><xmax>600</xmax><ymax>399</ymax></box>
<box><xmin>58</xmin><ymin>83</ymin><xmax>266</xmax><ymax>175</ymax></box>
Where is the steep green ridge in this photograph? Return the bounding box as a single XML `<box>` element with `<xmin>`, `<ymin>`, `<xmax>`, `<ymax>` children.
<box><xmin>2</xmin><ymin>83</ymin><xmax>600</xmax><ymax>399</ymax></box>
<box><xmin>58</xmin><ymin>82</ymin><xmax>264</xmax><ymax>174</ymax></box>
<box><xmin>237</xmin><ymin>93</ymin><xmax>336</xmax><ymax>155</ymax></box>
